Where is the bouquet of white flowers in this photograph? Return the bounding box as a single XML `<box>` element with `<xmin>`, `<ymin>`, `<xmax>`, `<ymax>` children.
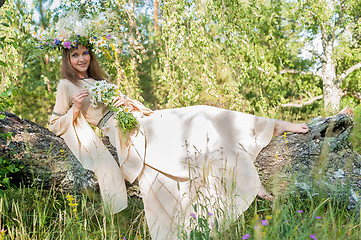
<box><xmin>88</xmin><ymin>80</ymin><xmax>138</xmax><ymax>137</ymax></box>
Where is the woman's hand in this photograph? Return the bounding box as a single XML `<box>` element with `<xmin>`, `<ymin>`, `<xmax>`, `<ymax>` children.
<box><xmin>113</xmin><ymin>96</ymin><xmax>133</xmax><ymax>110</ymax></box>
<box><xmin>72</xmin><ymin>89</ymin><xmax>89</xmax><ymax>120</ymax></box>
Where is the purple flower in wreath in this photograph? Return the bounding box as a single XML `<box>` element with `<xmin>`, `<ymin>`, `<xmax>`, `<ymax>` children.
<box><xmin>54</xmin><ymin>39</ymin><xmax>61</xmax><ymax>46</ymax></box>
<box><xmin>63</xmin><ymin>41</ymin><xmax>71</xmax><ymax>49</ymax></box>
<box><xmin>106</xmin><ymin>34</ymin><xmax>111</xmax><ymax>39</ymax></box>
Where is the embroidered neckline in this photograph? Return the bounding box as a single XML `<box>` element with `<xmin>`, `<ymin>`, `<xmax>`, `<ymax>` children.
<box><xmin>79</xmin><ymin>78</ymin><xmax>94</xmax><ymax>86</ymax></box>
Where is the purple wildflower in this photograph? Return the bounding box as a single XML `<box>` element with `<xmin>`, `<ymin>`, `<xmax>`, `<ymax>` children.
<box><xmin>242</xmin><ymin>233</ymin><xmax>250</xmax><ymax>239</ymax></box>
<box><xmin>106</xmin><ymin>34</ymin><xmax>111</xmax><ymax>39</ymax></box>
<box><xmin>254</xmin><ymin>225</ymin><xmax>260</xmax><ymax>229</ymax></box>
<box><xmin>297</xmin><ymin>210</ymin><xmax>304</xmax><ymax>213</ymax></box>
<box><xmin>63</xmin><ymin>41</ymin><xmax>71</xmax><ymax>49</ymax></box>
<box><xmin>208</xmin><ymin>212</ymin><xmax>213</xmax><ymax>217</ymax></box>
<box><xmin>261</xmin><ymin>219</ymin><xmax>268</xmax><ymax>226</ymax></box>
<box><xmin>190</xmin><ymin>213</ymin><xmax>196</xmax><ymax>218</ymax></box>
<box><xmin>122</xmin><ymin>237</ymin><xmax>126</xmax><ymax>240</ymax></box>
<box><xmin>310</xmin><ymin>234</ymin><xmax>317</xmax><ymax>240</ymax></box>
<box><xmin>315</xmin><ymin>216</ymin><xmax>321</xmax><ymax>219</ymax></box>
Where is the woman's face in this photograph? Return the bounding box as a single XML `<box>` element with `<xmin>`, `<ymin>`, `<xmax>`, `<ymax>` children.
<box><xmin>70</xmin><ymin>45</ymin><xmax>91</xmax><ymax>78</ymax></box>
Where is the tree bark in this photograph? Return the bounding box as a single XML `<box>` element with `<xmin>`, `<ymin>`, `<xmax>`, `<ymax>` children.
<box><xmin>321</xmin><ymin>40</ymin><xmax>343</xmax><ymax>112</ymax></box>
<box><xmin>0</xmin><ymin>111</ymin><xmax>359</xmax><ymax>209</ymax></box>
<box><xmin>154</xmin><ymin>0</ymin><xmax>159</xmax><ymax>35</ymax></box>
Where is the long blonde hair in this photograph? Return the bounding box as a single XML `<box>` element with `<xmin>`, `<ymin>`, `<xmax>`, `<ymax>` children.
<box><xmin>60</xmin><ymin>47</ymin><xmax>107</xmax><ymax>85</ymax></box>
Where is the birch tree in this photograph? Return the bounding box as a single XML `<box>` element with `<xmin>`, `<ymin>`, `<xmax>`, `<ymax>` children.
<box><xmin>290</xmin><ymin>0</ymin><xmax>361</xmax><ymax>112</ymax></box>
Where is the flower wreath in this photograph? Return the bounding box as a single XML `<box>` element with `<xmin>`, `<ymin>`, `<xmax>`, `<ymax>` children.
<box><xmin>31</xmin><ymin>12</ymin><xmax>118</xmax><ymax>56</ymax></box>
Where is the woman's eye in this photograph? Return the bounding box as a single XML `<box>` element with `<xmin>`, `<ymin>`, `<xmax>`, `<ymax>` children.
<box><xmin>71</xmin><ymin>54</ymin><xmax>78</xmax><ymax>57</ymax></box>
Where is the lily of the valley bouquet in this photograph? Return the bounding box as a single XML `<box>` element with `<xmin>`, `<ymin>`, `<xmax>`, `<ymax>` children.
<box><xmin>88</xmin><ymin>80</ymin><xmax>138</xmax><ymax>136</ymax></box>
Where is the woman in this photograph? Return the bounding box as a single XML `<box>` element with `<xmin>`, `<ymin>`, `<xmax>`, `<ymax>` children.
<box><xmin>50</xmin><ymin>45</ymin><xmax>309</xmax><ymax>239</ymax></box>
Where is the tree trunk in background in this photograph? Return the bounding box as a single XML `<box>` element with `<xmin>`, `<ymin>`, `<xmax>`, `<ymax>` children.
<box><xmin>0</xmin><ymin>111</ymin><xmax>359</xmax><ymax>209</ymax></box>
<box><xmin>154</xmin><ymin>0</ymin><xmax>159</xmax><ymax>35</ymax></box>
<box><xmin>322</xmin><ymin>40</ymin><xmax>343</xmax><ymax>112</ymax></box>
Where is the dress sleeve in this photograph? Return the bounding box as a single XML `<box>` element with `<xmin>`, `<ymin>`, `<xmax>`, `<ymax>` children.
<box><xmin>49</xmin><ymin>80</ymin><xmax>74</xmax><ymax>136</ymax></box>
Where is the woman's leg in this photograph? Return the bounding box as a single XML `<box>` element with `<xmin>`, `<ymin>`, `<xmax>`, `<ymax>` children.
<box><xmin>273</xmin><ymin>120</ymin><xmax>309</xmax><ymax>136</ymax></box>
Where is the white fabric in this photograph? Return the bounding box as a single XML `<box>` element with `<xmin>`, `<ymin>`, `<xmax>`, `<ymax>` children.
<box><xmin>49</xmin><ymin>78</ymin><xmax>276</xmax><ymax>239</ymax></box>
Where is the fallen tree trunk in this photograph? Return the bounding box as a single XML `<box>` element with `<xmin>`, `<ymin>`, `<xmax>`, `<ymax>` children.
<box><xmin>0</xmin><ymin>111</ymin><xmax>360</xmax><ymax>209</ymax></box>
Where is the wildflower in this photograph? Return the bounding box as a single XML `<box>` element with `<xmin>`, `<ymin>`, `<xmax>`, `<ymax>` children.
<box><xmin>124</xmin><ymin>107</ymin><xmax>131</xmax><ymax>113</ymax></box>
<box><xmin>315</xmin><ymin>216</ymin><xmax>321</xmax><ymax>219</ymax></box>
<box><xmin>261</xmin><ymin>219</ymin><xmax>268</xmax><ymax>226</ymax></box>
<box><xmin>89</xmin><ymin>37</ymin><xmax>97</xmax><ymax>44</ymax></box>
<box><xmin>310</xmin><ymin>234</ymin><xmax>317</xmax><ymax>240</ymax></box>
<box><xmin>208</xmin><ymin>212</ymin><xmax>213</xmax><ymax>217</ymax></box>
<box><xmin>96</xmin><ymin>39</ymin><xmax>106</xmax><ymax>47</ymax></box>
<box><xmin>266</xmin><ymin>215</ymin><xmax>272</xmax><ymax>220</ymax></box>
<box><xmin>123</xmin><ymin>237</ymin><xmax>126</xmax><ymax>240</ymax></box>
<box><xmin>94</xmin><ymin>48</ymin><xmax>102</xmax><ymax>54</ymax></box>
<box><xmin>63</xmin><ymin>41</ymin><xmax>72</xmax><ymax>49</ymax></box>
<box><xmin>242</xmin><ymin>233</ymin><xmax>250</xmax><ymax>239</ymax></box>
<box><xmin>254</xmin><ymin>225</ymin><xmax>260</xmax><ymax>229</ymax></box>
<box><xmin>31</xmin><ymin>31</ymin><xmax>37</xmax><ymax>38</ymax></box>
<box><xmin>67</xmin><ymin>193</ymin><xmax>74</xmax><ymax>201</ymax></box>
<box><xmin>106</xmin><ymin>34</ymin><xmax>111</xmax><ymax>39</ymax></box>
<box><xmin>297</xmin><ymin>210</ymin><xmax>304</xmax><ymax>213</ymax></box>
<box><xmin>190</xmin><ymin>213</ymin><xmax>196</xmax><ymax>218</ymax></box>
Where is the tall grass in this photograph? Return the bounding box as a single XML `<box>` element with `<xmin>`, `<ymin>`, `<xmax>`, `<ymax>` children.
<box><xmin>0</xmin><ymin>182</ymin><xmax>359</xmax><ymax>239</ymax></box>
<box><xmin>0</xmin><ymin>186</ymin><xmax>148</xmax><ymax>240</ymax></box>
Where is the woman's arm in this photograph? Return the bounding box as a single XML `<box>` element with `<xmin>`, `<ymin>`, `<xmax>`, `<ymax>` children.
<box><xmin>112</xmin><ymin>95</ymin><xmax>153</xmax><ymax>116</ymax></box>
<box><xmin>49</xmin><ymin>80</ymin><xmax>75</xmax><ymax>136</ymax></box>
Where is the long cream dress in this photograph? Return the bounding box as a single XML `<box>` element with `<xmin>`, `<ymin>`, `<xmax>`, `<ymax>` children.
<box><xmin>49</xmin><ymin>78</ymin><xmax>276</xmax><ymax>239</ymax></box>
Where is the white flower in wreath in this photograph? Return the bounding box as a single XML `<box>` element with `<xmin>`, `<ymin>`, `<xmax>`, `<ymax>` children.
<box><xmin>94</xmin><ymin>48</ymin><xmax>102</xmax><ymax>54</ymax></box>
<box><xmin>95</xmin><ymin>39</ymin><xmax>106</xmax><ymax>48</ymax></box>
<box><xmin>89</xmin><ymin>37</ymin><xmax>96</xmax><ymax>44</ymax></box>
<box><xmin>31</xmin><ymin>31</ymin><xmax>38</xmax><ymax>38</ymax></box>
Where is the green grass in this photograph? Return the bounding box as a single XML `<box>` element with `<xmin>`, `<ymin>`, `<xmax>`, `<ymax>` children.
<box><xmin>0</xmin><ymin>186</ymin><xmax>148</xmax><ymax>240</ymax></box>
<box><xmin>0</xmin><ymin>183</ymin><xmax>360</xmax><ymax>240</ymax></box>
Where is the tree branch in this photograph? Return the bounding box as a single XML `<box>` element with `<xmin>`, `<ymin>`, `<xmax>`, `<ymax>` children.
<box><xmin>337</xmin><ymin>61</ymin><xmax>361</xmax><ymax>83</ymax></box>
<box><xmin>0</xmin><ymin>0</ymin><xmax>5</xmax><ymax>9</ymax></box>
<box><xmin>280</xmin><ymin>95</ymin><xmax>323</xmax><ymax>108</ymax></box>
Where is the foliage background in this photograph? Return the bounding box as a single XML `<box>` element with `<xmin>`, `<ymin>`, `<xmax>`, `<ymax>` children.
<box><xmin>1</xmin><ymin>1</ymin><xmax>361</xmax><ymax>239</ymax></box>
<box><xmin>1</xmin><ymin>0</ymin><xmax>361</xmax><ymax>126</ymax></box>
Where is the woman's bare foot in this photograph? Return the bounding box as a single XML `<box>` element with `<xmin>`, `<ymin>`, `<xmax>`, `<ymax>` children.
<box><xmin>273</xmin><ymin>120</ymin><xmax>309</xmax><ymax>137</ymax></box>
<box><xmin>257</xmin><ymin>185</ymin><xmax>274</xmax><ymax>201</ymax></box>
<box><xmin>338</xmin><ymin>106</ymin><xmax>353</xmax><ymax>118</ymax></box>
